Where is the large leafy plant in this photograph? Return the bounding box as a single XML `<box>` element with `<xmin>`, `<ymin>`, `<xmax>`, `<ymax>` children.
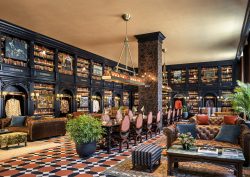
<box><xmin>228</xmin><ymin>81</ymin><xmax>250</xmax><ymax>119</ymax></box>
<box><xmin>66</xmin><ymin>114</ymin><xmax>103</xmax><ymax>144</ymax></box>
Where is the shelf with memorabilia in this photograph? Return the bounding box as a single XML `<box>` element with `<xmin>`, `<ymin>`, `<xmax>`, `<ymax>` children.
<box><xmin>0</xmin><ymin>35</ymin><xmax>28</xmax><ymax>67</ymax></box>
<box><xmin>187</xmin><ymin>91</ymin><xmax>199</xmax><ymax>114</ymax></box>
<box><xmin>33</xmin><ymin>83</ymin><xmax>55</xmax><ymax>116</ymax></box>
<box><xmin>201</xmin><ymin>67</ymin><xmax>218</xmax><ymax>84</ymax></box>
<box><xmin>170</xmin><ymin>69</ymin><xmax>186</xmax><ymax>84</ymax></box>
<box><xmin>33</xmin><ymin>44</ymin><xmax>54</xmax><ymax>72</ymax></box>
<box><xmin>188</xmin><ymin>68</ymin><xmax>198</xmax><ymax>84</ymax></box>
<box><xmin>133</xmin><ymin>92</ymin><xmax>139</xmax><ymax>109</ymax></box>
<box><xmin>220</xmin><ymin>90</ymin><xmax>232</xmax><ymax>108</ymax></box>
<box><xmin>58</xmin><ymin>52</ymin><xmax>74</xmax><ymax>75</ymax></box>
<box><xmin>123</xmin><ymin>91</ymin><xmax>130</xmax><ymax>107</ymax></box>
<box><xmin>221</xmin><ymin>66</ymin><xmax>233</xmax><ymax>83</ymax></box>
<box><xmin>77</xmin><ymin>58</ymin><xmax>90</xmax><ymax>78</ymax></box>
<box><xmin>104</xmin><ymin>90</ymin><xmax>113</xmax><ymax>108</ymax></box>
<box><xmin>92</xmin><ymin>62</ymin><xmax>103</xmax><ymax>80</ymax></box>
<box><xmin>76</xmin><ymin>87</ymin><xmax>90</xmax><ymax>112</ymax></box>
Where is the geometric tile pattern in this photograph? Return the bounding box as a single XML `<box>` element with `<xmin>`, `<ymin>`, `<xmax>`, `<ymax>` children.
<box><xmin>0</xmin><ymin>134</ymin><xmax>162</xmax><ymax>177</ymax></box>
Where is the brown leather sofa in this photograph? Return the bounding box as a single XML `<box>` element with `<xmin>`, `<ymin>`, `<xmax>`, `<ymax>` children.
<box><xmin>0</xmin><ymin>117</ymin><xmax>67</xmax><ymax>141</ymax></box>
<box><xmin>163</xmin><ymin>116</ymin><xmax>250</xmax><ymax>166</ymax></box>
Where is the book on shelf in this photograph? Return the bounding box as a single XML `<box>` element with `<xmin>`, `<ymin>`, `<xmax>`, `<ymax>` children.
<box><xmin>198</xmin><ymin>147</ymin><xmax>218</xmax><ymax>155</ymax></box>
<box><xmin>222</xmin><ymin>148</ymin><xmax>238</xmax><ymax>156</ymax></box>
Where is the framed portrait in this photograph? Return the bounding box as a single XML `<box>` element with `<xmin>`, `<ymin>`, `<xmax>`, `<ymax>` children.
<box><xmin>204</xmin><ymin>69</ymin><xmax>215</xmax><ymax>82</ymax></box>
<box><xmin>173</xmin><ymin>70</ymin><xmax>182</xmax><ymax>83</ymax></box>
<box><xmin>59</xmin><ymin>53</ymin><xmax>73</xmax><ymax>71</ymax></box>
<box><xmin>80</xmin><ymin>96</ymin><xmax>89</xmax><ymax>108</ymax></box>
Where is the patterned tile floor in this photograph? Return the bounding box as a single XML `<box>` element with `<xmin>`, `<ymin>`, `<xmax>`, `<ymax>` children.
<box><xmin>0</xmin><ymin>134</ymin><xmax>162</xmax><ymax>177</ymax></box>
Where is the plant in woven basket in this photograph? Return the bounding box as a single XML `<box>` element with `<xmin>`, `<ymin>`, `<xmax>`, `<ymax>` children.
<box><xmin>177</xmin><ymin>132</ymin><xmax>195</xmax><ymax>150</ymax></box>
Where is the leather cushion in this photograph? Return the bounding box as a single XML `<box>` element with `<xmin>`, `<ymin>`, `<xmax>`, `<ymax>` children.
<box><xmin>196</xmin><ymin>125</ymin><xmax>220</xmax><ymax>140</ymax></box>
<box><xmin>224</xmin><ymin>115</ymin><xmax>237</xmax><ymax>125</ymax></box>
<box><xmin>215</xmin><ymin>125</ymin><xmax>241</xmax><ymax>144</ymax></box>
<box><xmin>176</xmin><ymin>124</ymin><xmax>197</xmax><ymax>138</ymax></box>
<box><xmin>197</xmin><ymin>115</ymin><xmax>209</xmax><ymax>125</ymax></box>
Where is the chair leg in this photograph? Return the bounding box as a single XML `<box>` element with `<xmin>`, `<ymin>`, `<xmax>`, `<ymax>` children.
<box><xmin>119</xmin><ymin>141</ymin><xmax>122</xmax><ymax>153</ymax></box>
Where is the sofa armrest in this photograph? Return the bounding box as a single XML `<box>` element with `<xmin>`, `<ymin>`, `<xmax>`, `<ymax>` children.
<box><xmin>239</xmin><ymin>124</ymin><xmax>250</xmax><ymax>166</ymax></box>
<box><xmin>0</xmin><ymin>118</ymin><xmax>11</xmax><ymax>129</ymax></box>
<box><xmin>163</xmin><ymin>125</ymin><xmax>177</xmax><ymax>149</ymax></box>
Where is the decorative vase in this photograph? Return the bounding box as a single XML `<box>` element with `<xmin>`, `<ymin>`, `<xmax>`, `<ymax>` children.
<box><xmin>182</xmin><ymin>144</ymin><xmax>190</xmax><ymax>150</ymax></box>
<box><xmin>76</xmin><ymin>141</ymin><xmax>97</xmax><ymax>158</ymax></box>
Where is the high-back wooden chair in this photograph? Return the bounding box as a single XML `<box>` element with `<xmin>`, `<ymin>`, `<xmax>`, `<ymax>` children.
<box><xmin>167</xmin><ymin>109</ymin><xmax>172</xmax><ymax>125</ymax></box>
<box><xmin>154</xmin><ymin>111</ymin><xmax>161</xmax><ymax>135</ymax></box>
<box><xmin>145</xmin><ymin>112</ymin><xmax>153</xmax><ymax>140</ymax></box>
<box><xmin>130</xmin><ymin>114</ymin><xmax>143</xmax><ymax>145</ymax></box>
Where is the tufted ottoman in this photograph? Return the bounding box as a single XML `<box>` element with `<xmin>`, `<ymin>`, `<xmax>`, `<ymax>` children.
<box><xmin>0</xmin><ymin>132</ymin><xmax>27</xmax><ymax>149</ymax></box>
<box><xmin>132</xmin><ymin>144</ymin><xmax>162</xmax><ymax>172</ymax></box>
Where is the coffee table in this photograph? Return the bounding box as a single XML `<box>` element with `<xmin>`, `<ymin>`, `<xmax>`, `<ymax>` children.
<box><xmin>167</xmin><ymin>145</ymin><xmax>245</xmax><ymax>177</ymax></box>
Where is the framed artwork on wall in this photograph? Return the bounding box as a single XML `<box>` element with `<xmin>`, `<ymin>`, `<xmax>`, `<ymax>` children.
<box><xmin>80</xmin><ymin>96</ymin><xmax>89</xmax><ymax>108</ymax></box>
<box><xmin>173</xmin><ymin>70</ymin><xmax>182</xmax><ymax>83</ymax></box>
<box><xmin>5</xmin><ymin>37</ymin><xmax>28</xmax><ymax>61</ymax></box>
<box><xmin>93</xmin><ymin>65</ymin><xmax>103</xmax><ymax>76</ymax></box>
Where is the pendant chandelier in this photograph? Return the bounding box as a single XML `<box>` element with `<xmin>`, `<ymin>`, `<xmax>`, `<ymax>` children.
<box><xmin>162</xmin><ymin>48</ymin><xmax>172</xmax><ymax>92</ymax></box>
<box><xmin>102</xmin><ymin>13</ymin><xmax>144</xmax><ymax>86</ymax></box>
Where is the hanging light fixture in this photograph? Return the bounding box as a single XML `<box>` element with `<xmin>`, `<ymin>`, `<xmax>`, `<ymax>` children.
<box><xmin>102</xmin><ymin>13</ymin><xmax>144</xmax><ymax>86</ymax></box>
<box><xmin>162</xmin><ymin>48</ymin><xmax>172</xmax><ymax>92</ymax></box>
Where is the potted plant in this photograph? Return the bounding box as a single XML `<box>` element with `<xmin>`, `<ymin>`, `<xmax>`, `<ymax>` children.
<box><xmin>228</xmin><ymin>80</ymin><xmax>250</xmax><ymax>120</ymax></box>
<box><xmin>66</xmin><ymin>114</ymin><xmax>103</xmax><ymax>157</ymax></box>
<box><xmin>177</xmin><ymin>132</ymin><xmax>195</xmax><ymax>150</ymax></box>
<box><xmin>182</xmin><ymin>105</ymin><xmax>188</xmax><ymax>119</ymax></box>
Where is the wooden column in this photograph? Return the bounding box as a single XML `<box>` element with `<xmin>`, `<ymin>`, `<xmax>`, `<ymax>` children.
<box><xmin>243</xmin><ymin>36</ymin><xmax>250</xmax><ymax>83</ymax></box>
<box><xmin>135</xmin><ymin>32</ymin><xmax>166</xmax><ymax>115</ymax></box>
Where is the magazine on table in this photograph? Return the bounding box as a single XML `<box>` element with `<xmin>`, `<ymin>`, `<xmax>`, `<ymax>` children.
<box><xmin>198</xmin><ymin>147</ymin><xmax>218</xmax><ymax>155</ymax></box>
<box><xmin>222</xmin><ymin>148</ymin><xmax>238</xmax><ymax>156</ymax></box>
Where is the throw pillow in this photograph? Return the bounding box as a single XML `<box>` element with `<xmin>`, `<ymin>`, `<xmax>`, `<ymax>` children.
<box><xmin>10</xmin><ymin>116</ymin><xmax>26</xmax><ymax>127</ymax></box>
<box><xmin>224</xmin><ymin>115</ymin><xmax>237</xmax><ymax>125</ymax></box>
<box><xmin>196</xmin><ymin>115</ymin><xmax>209</xmax><ymax>125</ymax></box>
<box><xmin>215</xmin><ymin>125</ymin><xmax>240</xmax><ymax>144</ymax></box>
<box><xmin>176</xmin><ymin>124</ymin><xmax>197</xmax><ymax>138</ymax></box>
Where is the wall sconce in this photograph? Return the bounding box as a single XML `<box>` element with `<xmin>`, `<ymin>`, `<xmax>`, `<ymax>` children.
<box><xmin>91</xmin><ymin>95</ymin><xmax>97</xmax><ymax>100</ymax></box>
<box><xmin>56</xmin><ymin>94</ymin><xmax>64</xmax><ymax>101</ymax></box>
<box><xmin>1</xmin><ymin>91</ymin><xmax>8</xmax><ymax>99</ymax></box>
<box><xmin>184</xmin><ymin>96</ymin><xmax>190</xmax><ymax>100</ymax></box>
<box><xmin>196</xmin><ymin>96</ymin><xmax>202</xmax><ymax>100</ymax></box>
<box><xmin>217</xmin><ymin>96</ymin><xmax>224</xmax><ymax>100</ymax></box>
<box><xmin>31</xmin><ymin>92</ymin><xmax>39</xmax><ymax>101</ymax></box>
<box><xmin>76</xmin><ymin>95</ymin><xmax>81</xmax><ymax>101</ymax></box>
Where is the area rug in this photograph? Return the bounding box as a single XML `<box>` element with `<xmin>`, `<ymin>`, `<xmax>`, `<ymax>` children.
<box><xmin>0</xmin><ymin>139</ymin><xmax>61</xmax><ymax>161</ymax></box>
<box><xmin>103</xmin><ymin>135</ymin><xmax>250</xmax><ymax>177</ymax></box>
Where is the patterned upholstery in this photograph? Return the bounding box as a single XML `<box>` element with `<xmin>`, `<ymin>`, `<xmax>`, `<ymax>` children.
<box><xmin>0</xmin><ymin>132</ymin><xmax>27</xmax><ymax>148</ymax></box>
<box><xmin>147</xmin><ymin>112</ymin><xmax>153</xmax><ymax>125</ymax></box>
<box><xmin>132</xmin><ymin>144</ymin><xmax>162</xmax><ymax>172</ymax></box>
<box><xmin>196</xmin><ymin>125</ymin><xmax>220</xmax><ymax>140</ymax></box>
<box><xmin>121</xmin><ymin>116</ymin><xmax>130</xmax><ymax>133</ymax></box>
<box><xmin>101</xmin><ymin>114</ymin><xmax>110</xmax><ymax>122</ymax></box>
<box><xmin>208</xmin><ymin>117</ymin><xmax>224</xmax><ymax>125</ymax></box>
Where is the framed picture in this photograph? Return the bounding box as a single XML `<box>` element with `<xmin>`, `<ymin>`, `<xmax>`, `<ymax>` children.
<box><xmin>204</xmin><ymin>70</ymin><xmax>215</xmax><ymax>79</ymax></box>
<box><xmin>93</xmin><ymin>65</ymin><xmax>103</xmax><ymax>76</ymax></box>
<box><xmin>5</xmin><ymin>37</ymin><xmax>28</xmax><ymax>61</ymax></box>
<box><xmin>59</xmin><ymin>53</ymin><xmax>73</xmax><ymax>71</ymax></box>
<box><xmin>173</xmin><ymin>70</ymin><xmax>182</xmax><ymax>83</ymax></box>
<box><xmin>80</xmin><ymin>96</ymin><xmax>89</xmax><ymax>108</ymax></box>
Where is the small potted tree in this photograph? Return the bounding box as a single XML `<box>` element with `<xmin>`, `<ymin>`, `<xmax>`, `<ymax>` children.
<box><xmin>228</xmin><ymin>81</ymin><xmax>250</xmax><ymax>121</ymax></box>
<box><xmin>66</xmin><ymin>114</ymin><xmax>103</xmax><ymax>158</ymax></box>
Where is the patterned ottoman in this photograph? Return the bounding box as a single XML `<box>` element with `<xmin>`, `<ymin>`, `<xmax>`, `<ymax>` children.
<box><xmin>0</xmin><ymin>132</ymin><xmax>27</xmax><ymax>149</ymax></box>
<box><xmin>132</xmin><ymin>144</ymin><xmax>162</xmax><ymax>172</ymax></box>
